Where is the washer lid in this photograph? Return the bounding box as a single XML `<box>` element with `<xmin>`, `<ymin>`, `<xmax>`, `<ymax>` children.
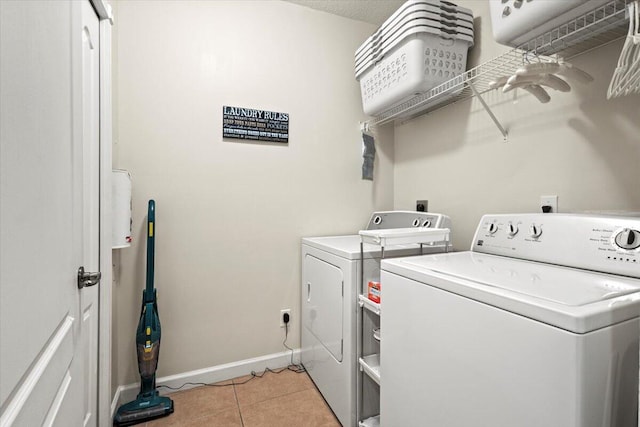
<box><xmin>382</xmin><ymin>252</ymin><xmax>640</xmax><ymax>333</ymax></box>
<box><xmin>406</xmin><ymin>252</ymin><xmax>640</xmax><ymax>305</ymax></box>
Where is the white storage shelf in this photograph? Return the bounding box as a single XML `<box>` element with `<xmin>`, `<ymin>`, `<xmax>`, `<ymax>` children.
<box><xmin>365</xmin><ymin>0</ymin><xmax>631</xmax><ymax>127</ymax></box>
<box><xmin>359</xmin><ymin>294</ymin><xmax>381</xmax><ymax>315</ymax></box>
<box><xmin>359</xmin><ymin>415</ymin><xmax>381</xmax><ymax>427</ymax></box>
<box><xmin>357</xmin><ymin>226</ymin><xmax>450</xmax><ymax>424</ymax></box>
<box><xmin>359</xmin><ymin>227</ymin><xmax>450</xmax><ymax>247</ymax></box>
<box><xmin>359</xmin><ymin>354</ymin><xmax>381</xmax><ymax>385</ymax></box>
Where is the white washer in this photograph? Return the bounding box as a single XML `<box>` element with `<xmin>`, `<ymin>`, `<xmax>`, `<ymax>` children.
<box><xmin>301</xmin><ymin>211</ymin><xmax>452</xmax><ymax>427</ymax></box>
<box><xmin>381</xmin><ymin>213</ymin><xmax>640</xmax><ymax>427</ymax></box>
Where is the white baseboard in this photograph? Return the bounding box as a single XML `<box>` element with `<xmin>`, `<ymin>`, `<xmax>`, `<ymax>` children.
<box><xmin>110</xmin><ymin>348</ymin><xmax>301</xmax><ymax>418</ymax></box>
<box><xmin>110</xmin><ymin>384</ymin><xmax>124</xmax><ymax>420</ymax></box>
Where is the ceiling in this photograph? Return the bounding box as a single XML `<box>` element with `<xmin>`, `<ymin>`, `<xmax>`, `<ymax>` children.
<box><xmin>283</xmin><ymin>0</ymin><xmax>406</xmax><ymax>26</ymax></box>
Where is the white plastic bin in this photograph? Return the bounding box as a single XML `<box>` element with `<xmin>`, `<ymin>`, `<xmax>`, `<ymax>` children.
<box><xmin>358</xmin><ymin>32</ymin><xmax>471</xmax><ymax>116</ymax></box>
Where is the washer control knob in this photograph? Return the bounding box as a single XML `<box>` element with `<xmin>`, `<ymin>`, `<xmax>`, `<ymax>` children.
<box><xmin>614</xmin><ymin>228</ymin><xmax>640</xmax><ymax>250</ymax></box>
<box><xmin>373</xmin><ymin>215</ymin><xmax>382</xmax><ymax>225</ymax></box>
<box><xmin>487</xmin><ymin>223</ymin><xmax>498</xmax><ymax>234</ymax></box>
<box><xmin>506</xmin><ymin>223</ymin><xmax>519</xmax><ymax>236</ymax></box>
<box><xmin>529</xmin><ymin>224</ymin><xmax>543</xmax><ymax>238</ymax></box>
<box><xmin>422</xmin><ymin>219</ymin><xmax>432</xmax><ymax>228</ymax></box>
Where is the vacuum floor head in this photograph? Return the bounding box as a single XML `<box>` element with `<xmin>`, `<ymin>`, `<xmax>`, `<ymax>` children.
<box><xmin>113</xmin><ymin>393</ymin><xmax>173</xmax><ymax>426</ymax></box>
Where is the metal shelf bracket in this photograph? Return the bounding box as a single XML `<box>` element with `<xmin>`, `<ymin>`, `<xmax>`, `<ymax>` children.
<box><xmin>468</xmin><ymin>82</ymin><xmax>508</xmax><ymax>142</ymax></box>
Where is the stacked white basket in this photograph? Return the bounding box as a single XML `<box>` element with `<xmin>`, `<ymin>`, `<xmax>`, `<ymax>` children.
<box><xmin>356</xmin><ymin>0</ymin><xmax>475</xmax><ymax>116</ymax></box>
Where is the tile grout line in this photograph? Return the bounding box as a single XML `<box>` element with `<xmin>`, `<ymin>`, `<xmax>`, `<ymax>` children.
<box><xmin>232</xmin><ymin>381</ymin><xmax>246</xmax><ymax>427</ymax></box>
<box><xmin>233</xmin><ymin>384</ymin><xmax>340</xmax><ymax>426</ymax></box>
<box><xmin>235</xmin><ymin>382</ymin><xmax>318</xmax><ymax>413</ymax></box>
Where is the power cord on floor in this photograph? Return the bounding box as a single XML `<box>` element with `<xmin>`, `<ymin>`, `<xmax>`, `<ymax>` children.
<box><xmin>283</xmin><ymin>320</ymin><xmax>305</xmax><ymax>373</ymax></box>
<box><xmin>157</xmin><ymin>317</ymin><xmax>305</xmax><ymax>392</ymax></box>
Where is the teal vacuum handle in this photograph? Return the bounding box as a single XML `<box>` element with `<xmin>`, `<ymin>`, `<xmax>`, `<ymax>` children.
<box><xmin>145</xmin><ymin>200</ymin><xmax>155</xmax><ymax>302</ymax></box>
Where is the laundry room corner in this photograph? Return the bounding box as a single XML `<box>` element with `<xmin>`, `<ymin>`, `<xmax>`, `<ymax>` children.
<box><xmin>391</xmin><ymin>0</ymin><xmax>640</xmax><ymax>250</ymax></box>
<box><xmin>5</xmin><ymin>0</ymin><xmax>640</xmax><ymax>425</ymax></box>
<box><xmin>109</xmin><ymin>0</ymin><xmax>395</xmax><ymax>397</ymax></box>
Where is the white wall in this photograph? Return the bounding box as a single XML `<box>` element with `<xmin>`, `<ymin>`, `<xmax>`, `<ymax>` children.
<box><xmin>393</xmin><ymin>0</ymin><xmax>640</xmax><ymax>249</ymax></box>
<box><xmin>112</xmin><ymin>1</ymin><xmax>388</xmax><ymax>388</ymax></box>
<box><xmin>112</xmin><ymin>0</ymin><xmax>640</xmax><ymax>394</ymax></box>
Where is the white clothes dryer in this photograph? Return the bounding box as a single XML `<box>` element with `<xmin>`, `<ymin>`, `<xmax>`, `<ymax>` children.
<box><xmin>381</xmin><ymin>213</ymin><xmax>640</xmax><ymax>427</ymax></box>
<box><xmin>301</xmin><ymin>211</ymin><xmax>452</xmax><ymax>427</ymax></box>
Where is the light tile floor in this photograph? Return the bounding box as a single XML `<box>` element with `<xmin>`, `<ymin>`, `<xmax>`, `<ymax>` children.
<box><xmin>144</xmin><ymin>369</ymin><xmax>341</xmax><ymax>427</ymax></box>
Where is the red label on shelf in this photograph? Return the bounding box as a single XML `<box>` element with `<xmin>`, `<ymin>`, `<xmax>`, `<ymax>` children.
<box><xmin>368</xmin><ymin>281</ymin><xmax>381</xmax><ymax>304</ymax></box>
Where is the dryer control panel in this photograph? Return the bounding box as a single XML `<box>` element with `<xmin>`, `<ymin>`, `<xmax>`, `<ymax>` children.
<box><xmin>472</xmin><ymin>213</ymin><xmax>640</xmax><ymax>278</ymax></box>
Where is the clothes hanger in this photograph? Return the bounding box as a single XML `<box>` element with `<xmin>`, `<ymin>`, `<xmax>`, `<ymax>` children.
<box><xmin>503</xmin><ymin>73</ymin><xmax>571</xmax><ymax>92</ymax></box>
<box><xmin>488</xmin><ymin>47</ymin><xmax>594</xmax><ymax>103</ymax></box>
<box><xmin>521</xmin><ymin>85</ymin><xmax>551</xmax><ymax>103</ymax></box>
<box><xmin>488</xmin><ymin>53</ymin><xmax>553</xmax><ymax>103</ymax></box>
<box><xmin>607</xmin><ymin>1</ymin><xmax>638</xmax><ymax>98</ymax></box>
<box><xmin>618</xmin><ymin>1</ymin><xmax>640</xmax><ymax>95</ymax></box>
<box><xmin>515</xmin><ymin>60</ymin><xmax>594</xmax><ymax>84</ymax></box>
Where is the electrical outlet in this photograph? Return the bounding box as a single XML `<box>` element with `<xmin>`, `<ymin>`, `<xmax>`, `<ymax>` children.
<box><xmin>416</xmin><ymin>200</ymin><xmax>428</xmax><ymax>212</ymax></box>
<box><xmin>540</xmin><ymin>195</ymin><xmax>558</xmax><ymax>213</ymax></box>
<box><xmin>280</xmin><ymin>309</ymin><xmax>291</xmax><ymax>328</ymax></box>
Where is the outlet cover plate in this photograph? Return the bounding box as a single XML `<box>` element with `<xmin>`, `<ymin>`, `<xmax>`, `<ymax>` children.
<box><xmin>416</xmin><ymin>200</ymin><xmax>428</xmax><ymax>212</ymax></box>
<box><xmin>540</xmin><ymin>195</ymin><xmax>558</xmax><ymax>213</ymax></box>
<box><xmin>280</xmin><ymin>309</ymin><xmax>291</xmax><ymax>328</ymax></box>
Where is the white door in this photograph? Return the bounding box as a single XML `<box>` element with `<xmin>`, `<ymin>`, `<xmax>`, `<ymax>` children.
<box><xmin>0</xmin><ymin>1</ymin><xmax>101</xmax><ymax>425</ymax></box>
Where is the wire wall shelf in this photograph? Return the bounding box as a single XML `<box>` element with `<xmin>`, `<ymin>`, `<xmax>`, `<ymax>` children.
<box><xmin>365</xmin><ymin>0</ymin><xmax>632</xmax><ymax>130</ymax></box>
<box><xmin>519</xmin><ymin>0</ymin><xmax>630</xmax><ymax>57</ymax></box>
<box><xmin>369</xmin><ymin>49</ymin><xmax>556</xmax><ymax>127</ymax></box>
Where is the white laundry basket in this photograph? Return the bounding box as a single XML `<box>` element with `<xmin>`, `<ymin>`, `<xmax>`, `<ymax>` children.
<box><xmin>358</xmin><ymin>32</ymin><xmax>471</xmax><ymax>116</ymax></box>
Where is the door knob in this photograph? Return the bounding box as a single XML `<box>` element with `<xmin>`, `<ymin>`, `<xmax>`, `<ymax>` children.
<box><xmin>78</xmin><ymin>266</ymin><xmax>101</xmax><ymax>289</ymax></box>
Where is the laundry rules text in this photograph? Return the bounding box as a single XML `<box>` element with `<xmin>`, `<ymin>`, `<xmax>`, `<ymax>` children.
<box><xmin>222</xmin><ymin>105</ymin><xmax>289</xmax><ymax>143</ymax></box>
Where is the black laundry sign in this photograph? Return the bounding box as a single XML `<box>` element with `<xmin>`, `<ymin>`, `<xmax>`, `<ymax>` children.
<box><xmin>222</xmin><ymin>105</ymin><xmax>289</xmax><ymax>143</ymax></box>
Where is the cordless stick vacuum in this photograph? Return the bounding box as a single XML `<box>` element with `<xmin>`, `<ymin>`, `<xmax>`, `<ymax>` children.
<box><xmin>115</xmin><ymin>200</ymin><xmax>174</xmax><ymax>426</ymax></box>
